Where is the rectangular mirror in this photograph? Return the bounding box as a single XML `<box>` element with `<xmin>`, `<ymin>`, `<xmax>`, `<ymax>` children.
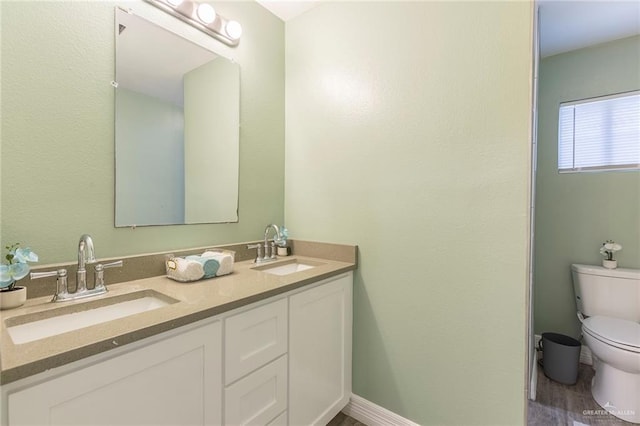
<box><xmin>114</xmin><ymin>8</ymin><xmax>239</xmax><ymax>227</ymax></box>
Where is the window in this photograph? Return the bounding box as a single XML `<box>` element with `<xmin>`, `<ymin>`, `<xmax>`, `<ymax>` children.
<box><xmin>558</xmin><ymin>91</ymin><xmax>640</xmax><ymax>173</ymax></box>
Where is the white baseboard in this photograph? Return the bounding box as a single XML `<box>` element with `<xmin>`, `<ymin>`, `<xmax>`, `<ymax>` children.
<box><xmin>530</xmin><ymin>348</ymin><xmax>538</xmax><ymax>400</ymax></box>
<box><xmin>342</xmin><ymin>394</ymin><xmax>418</xmax><ymax>426</ymax></box>
<box><xmin>535</xmin><ymin>334</ymin><xmax>592</xmax><ymax>366</ymax></box>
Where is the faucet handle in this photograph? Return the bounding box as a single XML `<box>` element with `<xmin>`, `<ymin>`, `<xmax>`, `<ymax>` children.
<box><xmin>94</xmin><ymin>260</ymin><xmax>123</xmax><ymax>290</ymax></box>
<box><xmin>101</xmin><ymin>260</ymin><xmax>124</xmax><ymax>269</ymax></box>
<box><xmin>31</xmin><ymin>269</ymin><xmax>68</xmax><ymax>302</ymax></box>
<box><xmin>30</xmin><ymin>269</ymin><xmax>67</xmax><ymax>280</ymax></box>
<box><xmin>247</xmin><ymin>244</ymin><xmax>264</xmax><ymax>262</ymax></box>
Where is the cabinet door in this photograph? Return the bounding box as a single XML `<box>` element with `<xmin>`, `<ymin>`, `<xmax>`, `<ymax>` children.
<box><xmin>8</xmin><ymin>320</ymin><xmax>222</xmax><ymax>426</ymax></box>
<box><xmin>224</xmin><ymin>355</ymin><xmax>288</xmax><ymax>426</ymax></box>
<box><xmin>225</xmin><ymin>298</ymin><xmax>288</xmax><ymax>384</ymax></box>
<box><xmin>289</xmin><ymin>273</ymin><xmax>352</xmax><ymax>426</ymax></box>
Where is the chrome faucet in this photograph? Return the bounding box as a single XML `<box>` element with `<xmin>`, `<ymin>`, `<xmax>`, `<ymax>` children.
<box><xmin>30</xmin><ymin>234</ymin><xmax>123</xmax><ymax>302</ymax></box>
<box><xmin>76</xmin><ymin>234</ymin><xmax>96</xmax><ymax>293</ymax></box>
<box><xmin>248</xmin><ymin>224</ymin><xmax>284</xmax><ymax>264</ymax></box>
<box><xmin>263</xmin><ymin>224</ymin><xmax>281</xmax><ymax>259</ymax></box>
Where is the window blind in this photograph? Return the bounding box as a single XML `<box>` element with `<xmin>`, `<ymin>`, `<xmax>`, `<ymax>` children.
<box><xmin>558</xmin><ymin>91</ymin><xmax>640</xmax><ymax>173</ymax></box>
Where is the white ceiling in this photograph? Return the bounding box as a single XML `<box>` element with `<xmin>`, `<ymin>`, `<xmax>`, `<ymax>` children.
<box><xmin>256</xmin><ymin>0</ymin><xmax>640</xmax><ymax>58</ymax></box>
<box><xmin>255</xmin><ymin>0</ymin><xmax>320</xmax><ymax>21</ymax></box>
<box><xmin>539</xmin><ymin>0</ymin><xmax>640</xmax><ymax>58</ymax></box>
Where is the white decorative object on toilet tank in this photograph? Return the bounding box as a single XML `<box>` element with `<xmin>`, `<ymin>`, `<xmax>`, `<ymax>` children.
<box><xmin>599</xmin><ymin>240</ymin><xmax>622</xmax><ymax>269</ymax></box>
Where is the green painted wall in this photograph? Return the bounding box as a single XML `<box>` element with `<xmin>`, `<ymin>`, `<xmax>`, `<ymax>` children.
<box><xmin>285</xmin><ymin>2</ymin><xmax>533</xmax><ymax>425</ymax></box>
<box><xmin>534</xmin><ymin>36</ymin><xmax>640</xmax><ymax>339</ymax></box>
<box><xmin>1</xmin><ymin>1</ymin><xmax>284</xmax><ymax>263</ymax></box>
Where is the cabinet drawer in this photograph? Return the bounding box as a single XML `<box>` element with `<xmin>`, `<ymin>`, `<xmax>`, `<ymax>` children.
<box><xmin>224</xmin><ymin>355</ymin><xmax>288</xmax><ymax>426</ymax></box>
<box><xmin>225</xmin><ymin>298</ymin><xmax>288</xmax><ymax>384</ymax></box>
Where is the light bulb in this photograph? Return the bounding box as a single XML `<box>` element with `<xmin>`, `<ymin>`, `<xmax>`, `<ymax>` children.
<box><xmin>166</xmin><ymin>0</ymin><xmax>183</xmax><ymax>6</ymax></box>
<box><xmin>225</xmin><ymin>20</ymin><xmax>242</xmax><ymax>40</ymax></box>
<box><xmin>196</xmin><ymin>3</ymin><xmax>216</xmax><ymax>24</ymax></box>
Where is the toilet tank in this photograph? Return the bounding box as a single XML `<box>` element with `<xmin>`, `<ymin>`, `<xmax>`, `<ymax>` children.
<box><xmin>571</xmin><ymin>264</ymin><xmax>640</xmax><ymax>322</ymax></box>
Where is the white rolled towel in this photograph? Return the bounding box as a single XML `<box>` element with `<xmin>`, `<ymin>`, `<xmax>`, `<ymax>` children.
<box><xmin>166</xmin><ymin>257</ymin><xmax>205</xmax><ymax>282</ymax></box>
<box><xmin>201</xmin><ymin>251</ymin><xmax>234</xmax><ymax>276</ymax></box>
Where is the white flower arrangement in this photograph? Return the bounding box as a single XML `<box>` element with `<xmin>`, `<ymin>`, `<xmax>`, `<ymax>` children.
<box><xmin>600</xmin><ymin>240</ymin><xmax>622</xmax><ymax>261</ymax></box>
<box><xmin>0</xmin><ymin>243</ymin><xmax>38</xmax><ymax>291</ymax></box>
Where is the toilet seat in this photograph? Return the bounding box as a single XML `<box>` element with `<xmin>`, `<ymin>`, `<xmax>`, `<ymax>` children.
<box><xmin>583</xmin><ymin>316</ymin><xmax>640</xmax><ymax>353</ymax></box>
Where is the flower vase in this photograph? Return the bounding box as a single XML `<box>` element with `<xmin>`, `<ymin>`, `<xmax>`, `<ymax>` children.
<box><xmin>0</xmin><ymin>285</ymin><xmax>27</xmax><ymax>310</ymax></box>
<box><xmin>603</xmin><ymin>259</ymin><xmax>617</xmax><ymax>269</ymax></box>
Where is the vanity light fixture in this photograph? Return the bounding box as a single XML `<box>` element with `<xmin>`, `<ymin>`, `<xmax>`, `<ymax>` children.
<box><xmin>225</xmin><ymin>20</ymin><xmax>242</xmax><ymax>40</ymax></box>
<box><xmin>196</xmin><ymin>3</ymin><xmax>216</xmax><ymax>24</ymax></box>
<box><xmin>144</xmin><ymin>0</ymin><xmax>242</xmax><ymax>46</ymax></box>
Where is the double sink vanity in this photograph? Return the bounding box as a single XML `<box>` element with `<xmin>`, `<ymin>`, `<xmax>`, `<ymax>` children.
<box><xmin>0</xmin><ymin>240</ymin><xmax>357</xmax><ymax>426</ymax></box>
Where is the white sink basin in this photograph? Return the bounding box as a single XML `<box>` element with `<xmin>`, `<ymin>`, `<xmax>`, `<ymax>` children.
<box><xmin>6</xmin><ymin>290</ymin><xmax>177</xmax><ymax>345</ymax></box>
<box><xmin>262</xmin><ymin>262</ymin><xmax>314</xmax><ymax>276</ymax></box>
<box><xmin>253</xmin><ymin>259</ymin><xmax>323</xmax><ymax>276</ymax></box>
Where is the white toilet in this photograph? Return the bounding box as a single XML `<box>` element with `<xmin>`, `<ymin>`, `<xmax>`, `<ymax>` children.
<box><xmin>572</xmin><ymin>264</ymin><xmax>640</xmax><ymax>424</ymax></box>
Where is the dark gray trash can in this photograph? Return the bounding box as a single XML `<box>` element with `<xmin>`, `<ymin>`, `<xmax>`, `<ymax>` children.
<box><xmin>538</xmin><ymin>332</ymin><xmax>581</xmax><ymax>385</ymax></box>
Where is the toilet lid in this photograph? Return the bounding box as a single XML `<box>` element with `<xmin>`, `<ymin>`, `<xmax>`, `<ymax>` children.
<box><xmin>583</xmin><ymin>316</ymin><xmax>640</xmax><ymax>350</ymax></box>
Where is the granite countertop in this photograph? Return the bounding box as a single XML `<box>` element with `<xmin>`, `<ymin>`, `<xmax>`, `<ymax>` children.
<box><xmin>0</xmin><ymin>247</ymin><xmax>356</xmax><ymax>385</ymax></box>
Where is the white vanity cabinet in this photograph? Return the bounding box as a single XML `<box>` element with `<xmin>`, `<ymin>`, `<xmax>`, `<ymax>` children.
<box><xmin>6</xmin><ymin>319</ymin><xmax>222</xmax><ymax>426</ymax></box>
<box><xmin>3</xmin><ymin>271</ymin><xmax>353</xmax><ymax>426</ymax></box>
<box><xmin>222</xmin><ymin>272</ymin><xmax>353</xmax><ymax>426</ymax></box>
